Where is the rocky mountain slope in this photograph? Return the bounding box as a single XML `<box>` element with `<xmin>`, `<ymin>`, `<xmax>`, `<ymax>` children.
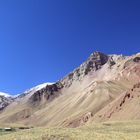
<box><xmin>0</xmin><ymin>93</ymin><xmax>13</xmax><ymax>111</ymax></box>
<box><xmin>0</xmin><ymin>51</ymin><xmax>140</xmax><ymax>127</ymax></box>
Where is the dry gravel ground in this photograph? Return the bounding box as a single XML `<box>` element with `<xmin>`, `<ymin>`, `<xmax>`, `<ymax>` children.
<box><xmin>0</xmin><ymin>121</ymin><xmax>140</xmax><ymax>140</ymax></box>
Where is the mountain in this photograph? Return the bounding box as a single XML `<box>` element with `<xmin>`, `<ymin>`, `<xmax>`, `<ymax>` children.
<box><xmin>24</xmin><ymin>82</ymin><xmax>54</xmax><ymax>94</ymax></box>
<box><xmin>0</xmin><ymin>92</ymin><xmax>13</xmax><ymax>111</ymax></box>
<box><xmin>0</xmin><ymin>92</ymin><xmax>11</xmax><ymax>97</ymax></box>
<box><xmin>0</xmin><ymin>51</ymin><xmax>140</xmax><ymax>127</ymax></box>
<box><xmin>16</xmin><ymin>82</ymin><xmax>54</xmax><ymax>99</ymax></box>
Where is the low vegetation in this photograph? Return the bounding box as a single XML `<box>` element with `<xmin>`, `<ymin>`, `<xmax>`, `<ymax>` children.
<box><xmin>0</xmin><ymin>121</ymin><xmax>140</xmax><ymax>140</ymax></box>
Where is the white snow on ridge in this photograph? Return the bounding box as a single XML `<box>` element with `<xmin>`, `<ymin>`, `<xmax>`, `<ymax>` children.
<box><xmin>0</xmin><ymin>92</ymin><xmax>11</xmax><ymax>97</ymax></box>
<box><xmin>0</xmin><ymin>82</ymin><xmax>54</xmax><ymax>98</ymax></box>
<box><xmin>24</xmin><ymin>82</ymin><xmax>54</xmax><ymax>94</ymax></box>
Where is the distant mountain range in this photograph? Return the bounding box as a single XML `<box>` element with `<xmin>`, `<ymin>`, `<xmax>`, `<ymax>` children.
<box><xmin>0</xmin><ymin>51</ymin><xmax>140</xmax><ymax>127</ymax></box>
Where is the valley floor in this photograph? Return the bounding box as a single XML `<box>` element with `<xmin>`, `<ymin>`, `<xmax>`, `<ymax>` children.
<box><xmin>0</xmin><ymin>121</ymin><xmax>140</xmax><ymax>140</ymax></box>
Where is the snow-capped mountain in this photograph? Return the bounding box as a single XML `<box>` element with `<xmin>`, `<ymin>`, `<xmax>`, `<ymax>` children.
<box><xmin>0</xmin><ymin>83</ymin><xmax>55</xmax><ymax>110</ymax></box>
<box><xmin>14</xmin><ymin>82</ymin><xmax>54</xmax><ymax>99</ymax></box>
<box><xmin>0</xmin><ymin>92</ymin><xmax>13</xmax><ymax>110</ymax></box>
<box><xmin>0</xmin><ymin>92</ymin><xmax>11</xmax><ymax>97</ymax></box>
<box><xmin>24</xmin><ymin>82</ymin><xmax>54</xmax><ymax>94</ymax></box>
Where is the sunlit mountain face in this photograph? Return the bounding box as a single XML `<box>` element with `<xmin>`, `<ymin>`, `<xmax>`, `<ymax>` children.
<box><xmin>0</xmin><ymin>51</ymin><xmax>140</xmax><ymax>128</ymax></box>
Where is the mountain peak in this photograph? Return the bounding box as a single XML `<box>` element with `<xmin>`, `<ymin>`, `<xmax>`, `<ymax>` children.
<box><xmin>91</xmin><ymin>51</ymin><xmax>106</xmax><ymax>55</ymax></box>
<box><xmin>61</xmin><ymin>51</ymin><xmax>109</xmax><ymax>88</ymax></box>
<box><xmin>88</xmin><ymin>51</ymin><xmax>109</xmax><ymax>67</ymax></box>
<box><xmin>89</xmin><ymin>51</ymin><xmax>107</xmax><ymax>58</ymax></box>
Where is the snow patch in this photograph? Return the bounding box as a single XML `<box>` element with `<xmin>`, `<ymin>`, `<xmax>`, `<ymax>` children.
<box><xmin>0</xmin><ymin>92</ymin><xmax>11</xmax><ymax>97</ymax></box>
<box><xmin>24</xmin><ymin>82</ymin><xmax>54</xmax><ymax>94</ymax></box>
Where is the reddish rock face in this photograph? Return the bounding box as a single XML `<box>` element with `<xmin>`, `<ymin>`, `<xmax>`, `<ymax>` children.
<box><xmin>63</xmin><ymin>112</ymin><xmax>93</xmax><ymax>128</ymax></box>
<box><xmin>94</xmin><ymin>81</ymin><xmax>140</xmax><ymax>121</ymax></box>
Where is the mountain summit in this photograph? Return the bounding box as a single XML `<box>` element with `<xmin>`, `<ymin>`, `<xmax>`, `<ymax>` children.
<box><xmin>0</xmin><ymin>51</ymin><xmax>140</xmax><ymax>127</ymax></box>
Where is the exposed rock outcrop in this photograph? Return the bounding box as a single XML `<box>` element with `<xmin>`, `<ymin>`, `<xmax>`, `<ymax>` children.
<box><xmin>29</xmin><ymin>82</ymin><xmax>63</xmax><ymax>104</ymax></box>
<box><xmin>0</xmin><ymin>96</ymin><xmax>13</xmax><ymax>111</ymax></box>
<box><xmin>94</xmin><ymin>82</ymin><xmax>140</xmax><ymax>121</ymax></box>
<box><xmin>61</xmin><ymin>51</ymin><xmax>109</xmax><ymax>88</ymax></box>
<box><xmin>62</xmin><ymin>112</ymin><xmax>93</xmax><ymax>128</ymax></box>
<box><xmin>133</xmin><ymin>57</ymin><xmax>140</xmax><ymax>62</ymax></box>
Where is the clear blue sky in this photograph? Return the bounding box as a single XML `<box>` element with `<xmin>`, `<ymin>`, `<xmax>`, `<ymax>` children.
<box><xmin>0</xmin><ymin>0</ymin><xmax>140</xmax><ymax>94</ymax></box>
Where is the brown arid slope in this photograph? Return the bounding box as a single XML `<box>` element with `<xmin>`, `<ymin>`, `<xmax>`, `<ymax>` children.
<box><xmin>92</xmin><ymin>82</ymin><xmax>140</xmax><ymax>122</ymax></box>
<box><xmin>0</xmin><ymin>51</ymin><xmax>140</xmax><ymax>127</ymax></box>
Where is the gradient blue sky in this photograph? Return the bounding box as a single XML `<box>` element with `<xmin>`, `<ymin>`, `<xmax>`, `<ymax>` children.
<box><xmin>0</xmin><ymin>0</ymin><xmax>140</xmax><ymax>94</ymax></box>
